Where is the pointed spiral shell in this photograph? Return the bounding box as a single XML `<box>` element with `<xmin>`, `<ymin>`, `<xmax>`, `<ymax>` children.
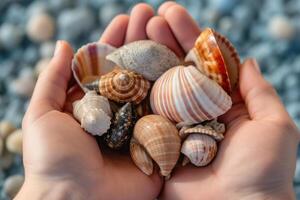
<box><xmin>131</xmin><ymin>115</ymin><xmax>181</xmax><ymax>177</ymax></box>
<box><xmin>150</xmin><ymin>65</ymin><xmax>232</xmax><ymax>124</ymax></box>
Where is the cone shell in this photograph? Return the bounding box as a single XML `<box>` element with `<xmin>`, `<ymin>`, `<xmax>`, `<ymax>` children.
<box><xmin>185</xmin><ymin>28</ymin><xmax>240</xmax><ymax>93</ymax></box>
<box><xmin>150</xmin><ymin>65</ymin><xmax>232</xmax><ymax>124</ymax></box>
<box><xmin>99</xmin><ymin>69</ymin><xmax>150</xmax><ymax>104</ymax></box>
<box><xmin>73</xmin><ymin>91</ymin><xmax>111</xmax><ymax>136</ymax></box>
<box><xmin>131</xmin><ymin>115</ymin><xmax>181</xmax><ymax>176</ymax></box>
<box><xmin>181</xmin><ymin>134</ymin><xmax>217</xmax><ymax>167</ymax></box>
<box><xmin>106</xmin><ymin>40</ymin><xmax>180</xmax><ymax>81</ymax></box>
<box><xmin>72</xmin><ymin>42</ymin><xmax>117</xmax><ymax>92</ymax></box>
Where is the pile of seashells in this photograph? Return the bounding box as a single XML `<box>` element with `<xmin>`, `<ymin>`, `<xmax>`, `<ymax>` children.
<box><xmin>71</xmin><ymin>28</ymin><xmax>240</xmax><ymax>178</ymax></box>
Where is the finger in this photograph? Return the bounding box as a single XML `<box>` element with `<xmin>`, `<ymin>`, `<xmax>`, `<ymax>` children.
<box><xmin>240</xmin><ymin>58</ymin><xmax>289</xmax><ymax>120</ymax></box>
<box><xmin>164</xmin><ymin>5</ymin><xmax>200</xmax><ymax>52</ymax></box>
<box><xmin>146</xmin><ymin>16</ymin><xmax>185</xmax><ymax>57</ymax></box>
<box><xmin>125</xmin><ymin>3</ymin><xmax>154</xmax><ymax>43</ymax></box>
<box><xmin>158</xmin><ymin>1</ymin><xmax>177</xmax><ymax>16</ymax></box>
<box><xmin>99</xmin><ymin>14</ymin><xmax>129</xmax><ymax>47</ymax></box>
<box><xmin>24</xmin><ymin>41</ymin><xmax>73</xmax><ymax>126</ymax></box>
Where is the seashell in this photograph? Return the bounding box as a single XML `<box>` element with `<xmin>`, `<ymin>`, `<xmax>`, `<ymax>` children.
<box><xmin>85</xmin><ymin>69</ymin><xmax>151</xmax><ymax>104</ymax></box>
<box><xmin>6</xmin><ymin>129</ymin><xmax>23</xmax><ymax>155</ymax></box>
<box><xmin>180</xmin><ymin>124</ymin><xmax>224</xmax><ymax>141</ymax></box>
<box><xmin>130</xmin><ymin>115</ymin><xmax>181</xmax><ymax>177</ymax></box>
<box><xmin>106</xmin><ymin>40</ymin><xmax>181</xmax><ymax>81</ymax></box>
<box><xmin>72</xmin><ymin>42</ymin><xmax>117</xmax><ymax>92</ymax></box>
<box><xmin>3</xmin><ymin>174</ymin><xmax>24</xmax><ymax>199</ymax></box>
<box><xmin>136</xmin><ymin>95</ymin><xmax>153</xmax><ymax>118</ymax></box>
<box><xmin>203</xmin><ymin>119</ymin><xmax>226</xmax><ymax>135</ymax></box>
<box><xmin>104</xmin><ymin>102</ymin><xmax>138</xmax><ymax>150</ymax></box>
<box><xmin>185</xmin><ymin>28</ymin><xmax>240</xmax><ymax>93</ymax></box>
<box><xmin>181</xmin><ymin>134</ymin><xmax>217</xmax><ymax>167</ymax></box>
<box><xmin>150</xmin><ymin>65</ymin><xmax>232</xmax><ymax>124</ymax></box>
<box><xmin>73</xmin><ymin>91</ymin><xmax>112</xmax><ymax>136</ymax></box>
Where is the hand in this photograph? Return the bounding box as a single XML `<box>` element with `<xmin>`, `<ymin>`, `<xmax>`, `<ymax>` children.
<box><xmin>146</xmin><ymin>2</ymin><xmax>299</xmax><ymax>200</ymax></box>
<box><xmin>16</xmin><ymin>4</ymin><xmax>162</xmax><ymax>200</ymax></box>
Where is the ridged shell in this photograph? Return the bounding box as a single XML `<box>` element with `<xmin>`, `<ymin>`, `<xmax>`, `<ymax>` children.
<box><xmin>99</xmin><ymin>69</ymin><xmax>150</xmax><ymax>104</ymax></box>
<box><xmin>150</xmin><ymin>65</ymin><xmax>232</xmax><ymax>124</ymax></box>
<box><xmin>73</xmin><ymin>91</ymin><xmax>112</xmax><ymax>136</ymax></box>
<box><xmin>185</xmin><ymin>28</ymin><xmax>240</xmax><ymax>93</ymax></box>
<box><xmin>106</xmin><ymin>40</ymin><xmax>181</xmax><ymax>81</ymax></box>
<box><xmin>181</xmin><ymin>134</ymin><xmax>217</xmax><ymax>167</ymax></box>
<box><xmin>72</xmin><ymin>42</ymin><xmax>116</xmax><ymax>92</ymax></box>
<box><xmin>131</xmin><ymin>115</ymin><xmax>181</xmax><ymax>177</ymax></box>
<box><xmin>181</xmin><ymin>124</ymin><xmax>224</xmax><ymax>141</ymax></box>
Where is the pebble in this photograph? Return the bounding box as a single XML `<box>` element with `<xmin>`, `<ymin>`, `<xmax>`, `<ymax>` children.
<box><xmin>6</xmin><ymin>129</ymin><xmax>23</xmax><ymax>155</ymax></box>
<box><xmin>27</xmin><ymin>1</ymin><xmax>48</xmax><ymax>18</ymax></box>
<box><xmin>34</xmin><ymin>58</ymin><xmax>51</xmax><ymax>76</ymax></box>
<box><xmin>3</xmin><ymin>174</ymin><xmax>24</xmax><ymax>199</ymax></box>
<box><xmin>26</xmin><ymin>13</ymin><xmax>55</xmax><ymax>43</ymax></box>
<box><xmin>0</xmin><ymin>137</ymin><xmax>3</xmax><ymax>156</ymax></box>
<box><xmin>0</xmin><ymin>120</ymin><xmax>16</xmax><ymax>139</ymax></box>
<box><xmin>10</xmin><ymin>74</ymin><xmax>36</xmax><ymax>97</ymax></box>
<box><xmin>0</xmin><ymin>23</ymin><xmax>24</xmax><ymax>49</ymax></box>
<box><xmin>39</xmin><ymin>41</ymin><xmax>55</xmax><ymax>58</ymax></box>
<box><xmin>268</xmin><ymin>15</ymin><xmax>295</xmax><ymax>40</ymax></box>
<box><xmin>99</xmin><ymin>2</ymin><xmax>124</xmax><ymax>26</ymax></box>
<box><xmin>0</xmin><ymin>152</ymin><xmax>14</xmax><ymax>170</ymax></box>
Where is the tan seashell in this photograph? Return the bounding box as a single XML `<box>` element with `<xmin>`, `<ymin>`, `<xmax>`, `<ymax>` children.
<box><xmin>185</xmin><ymin>28</ymin><xmax>240</xmax><ymax>93</ymax></box>
<box><xmin>150</xmin><ymin>65</ymin><xmax>232</xmax><ymax>124</ymax></box>
<box><xmin>131</xmin><ymin>115</ymin><xmax>181</xmax><ymax>177</ymax></box>
<box><xmin>72</xmin><ymin>42</ymin><xmax>117</xmax><ymax>92</ymax></box>
<box><xmin>73</xmin><ymin>91</ymin><xmax>112</xmax><ymax>136</ymax></box>
<box><xmin>106</xmin><ymin>40</ymin><xmax>181</xmax><ymax>81</ymax></box>
<box><xmin>181</xmin><ymin>134</ymin><xmax>217</xmax><ymax>167</ymax></box>
<box><xmin>181</xmin><ymin>124</ymin><xmax>224</xmax><ymax>141</ymax></box>
<box><xmin>203</xmin><ymin>119</ymin><xmax>226</xmax><ymax>135</ymax></box>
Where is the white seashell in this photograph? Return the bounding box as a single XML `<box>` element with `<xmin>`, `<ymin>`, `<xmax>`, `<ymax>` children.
<box><xmin>3</xmin><ymin>175</ymin><xmax>24</xmax><ymax>199</ymax></box>
<box><xmin>73</xmin><ymin>91</ymin><xmax>111</xmax><ymax>136</ymax></box>
<box><xmin>150</xmin><ymin>65</ymin><xmax>232</xmax><ymax>124</ymax></box>
<box><xmin>106</xmin><ymin>40</ymin><xmax>181</xmax><ymax>81</ymax></box>
<box><xmin>181</xmin><ymin>134</ymin><xmax>217</xmax><ymax>167</ymax></box>
<box><xmin>6</xmin><ymin>129</ymin><xmax>23</xmax><ymax>155</ymax></box>
<box><xmin>72</xmin><ymin>42</ymin><xmax>117</xmax><ymax>92</ymax></box>
<box><xmin>0</xmin><ymin>120</ymin><xmax>16</xmax><ymax>139</ymax></box>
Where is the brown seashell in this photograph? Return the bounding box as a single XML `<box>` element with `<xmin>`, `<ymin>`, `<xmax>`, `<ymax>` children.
<box><xmin>181</xmin><ymin>124</ymin><xmax>224</xmax><ymax>141</ymax></box>
<box><xmin>131</xmin><ymin>115</ymin><xmax>181</xmax><ymax>177</ymax></box>
<box><xmin>185</xmin><ymin>28</ymin><xmax>240</xmax><ymax>93</ymax></box>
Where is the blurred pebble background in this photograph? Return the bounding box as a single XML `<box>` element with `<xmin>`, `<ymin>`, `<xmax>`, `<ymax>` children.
<box><xmin>0</xmin><ymin>0</ymin><xmax>299</xmax><ymax>199</ymax></box>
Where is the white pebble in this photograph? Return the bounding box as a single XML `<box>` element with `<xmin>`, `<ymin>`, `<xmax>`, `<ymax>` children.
<box><xmin>26</xmin><ymin>13</ymin><xmax>55</xmax><ymax>42</ymax></box>
<box><xmin>0</xmin><ymin>120</ymin><xmax>16</xmax><ymax>139</ymax></box>
<box><xmin>6</xmin><ymin>129</ymin><xmax>23</xmax><ymax>155</ymax></box>
<box><xmin>35</xmin><ymin>58</ymin><xmax>51</xmax><ymax>76</ymax></box>
<box><xmin>10</xmin><ymin>75</ymin><xmax>36</xmax><ymax>97</ymax></box>
<box><xmin>3</xmin><ymin>175</ymin><xmax>24</xmax><ymax>199</ymax></box>
<box><xmin>0</xmin><ymin>152</ymin><xmax>14</xmax><ymax>170</ymax></box>
<box><xmin>268</xmin><ymin>16</ymin><xmax>295</xmax><ymax>40</ymax></box>
<box><xmin>40</xmin><ymin>41</ymin><xmax>55</xmax><ymax>58</ymax></box>
<box><xmin>0</xmin><ymin>23</ymin><xmax>23</xmax><ymax>49</ymax></box>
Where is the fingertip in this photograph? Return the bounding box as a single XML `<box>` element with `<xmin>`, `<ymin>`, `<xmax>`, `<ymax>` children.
<box><xmin>131</xmin><ymin>3</ymin><xmax>154</xmax><ymax>16</ymax></box>
<box><xmin>158</xmin><ymin>1</ymin><xmax>177</xmax><ymax>16</ymax></box>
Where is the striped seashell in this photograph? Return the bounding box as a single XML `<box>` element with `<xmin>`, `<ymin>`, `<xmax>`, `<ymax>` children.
<box><xmin>150</xmin><ymin>65</ymin><xmax>232</xmax><ymax>124</ymax></box>
<box><xmin>180</xmin><ymin>124</ymin><xmax>224</xmax><ymax>141</ymax></box>
<box><xmin>72</xmin><ymin>42</ymin><xmax>117</xmax><ymax>92</ymax></box>
<box><xmin>185</xmin><ymin>28</ymin><xmax>240</xmax><ymax>94</ymax></box>
<box><xmin>181</xmin><ymin>134</ymin><xmax>217</xmax><ymax>167</ymax></box>
<box><xmin>106</xmin><ymin>40</ymin><xmax>181</xmax><ymax>81</ymax></box>
<box><xmin>130</xmin><ymin>115</ymin><xmax>181</xmax><ymax>177</ymax></box>
<box><xmin>73</xmin><ymin>91</ymin><xmax>112</xmax><ymax>136</ymax></box>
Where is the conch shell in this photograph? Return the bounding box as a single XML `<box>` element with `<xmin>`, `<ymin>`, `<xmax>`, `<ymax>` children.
<box><xmin>150</xmin><ymin>65</ymin><xmax>232</xmax><ymax>125</ymax></box>
<box><xmin>73</xmin><ymin>91</ymin><xmax>112</xmax><ymax>136</ymax></box>
<box><xmin>72</xmin><ymin>42</ymin><xmax>116</xmax><ymax>92</ymax></box>
<box><xmin>106</xmin><ymin>40</ymin><xmax>181</xmax><ymax>81</ymax></box>
<box><xmin>185</xmin><ymin>28</ymin><xmax>240</xmax><ymax>93</ymax></box>
<box><xmin>130</xmin><ymin>115</ymin><xmax>181</xmax><ymax>177</ymax></box>
<box><xmin>84</xmin><ymin>69</ymin><xmax>151</xmax><ymax>104</ymax></box>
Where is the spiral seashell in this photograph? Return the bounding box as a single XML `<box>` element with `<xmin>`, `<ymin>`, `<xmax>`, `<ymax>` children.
<box><xmin>93</xmin><ymin>69</ymin><xmax>151</xmax><ymax>104</ymax></box>
<box><xmin>106</xmin><ymin>40</ymin><xmax>181</xmax><ymax>81</ymax></box>
<box><xmin>104</xmin><ymin>102</ymin><xmax>138</xmax><ymax>150</ymax></box>
<box><xmin>72</xmin><ymin>42</ymin><xmax>117</xmax><ymax>92</ymax></box>
<box><xmin>181</xmin><ymin>134</ymin><xmax>217</xmax><ymax>167</ymax></box>
<box><xmin>150</xmin><ymin>65</ymin><xmax>232</xmax><ymax>124</ymax></box>
<box><xmin>185</xmin><ymin>28</ymin><xmax>240</xmax><ymax>93</ymax></box>
<box><xmin>130</xmin><ymin>115</ymin><xmax>181</xmax><ymax>177</ymax></box>
<box><xmin>73</xmin><ymin>91</ymin><xmax>112</xmax><ymax>136</ymax></box>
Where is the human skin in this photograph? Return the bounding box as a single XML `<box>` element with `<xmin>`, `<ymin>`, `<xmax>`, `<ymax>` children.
<box><xmin>16</xmin><ymin>2</ymin><xmax>299</xmax><ymax>200</ymax></box>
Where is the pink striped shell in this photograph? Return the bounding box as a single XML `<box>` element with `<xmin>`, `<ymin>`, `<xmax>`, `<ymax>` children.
<box><xmin>150</xmin><ymin>65</ymin><xmax>232</xmax><ymax>124</ymax></box>
<box><xmin>72</xmin><ymin>42</ymin><xmax>116</xmax><ymax>92</ymax></box>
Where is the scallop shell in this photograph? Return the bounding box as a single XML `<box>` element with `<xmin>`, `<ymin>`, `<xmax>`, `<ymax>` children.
<box><xmin>72</xmin><ymin>42</ymin><xmax>117</xmax><ymax>92</ymax></box>
<box><xmin>104</xmin><ymin>102</ymin><xmax>138</xmax><ymax>150</ymax></box>
<box><xmin>97</xmin><ymin>69</ymin><xmax>151</xmax><ymax>104</ymax></box>
<box><xmin>150</xmin><ymin>65</ymin><xmax>232</xmax><ymax>124</ymax></box>
<box><xmin>106</xmin><ymin>40</ymin><xmax>181</xmax><ymax>81</ymax></box>
<box><xmin>185</xmin><ymin>28</ymin><xmax>240</xmax><ymax>93</ymax></box>
<box><xmin>73</xmin><ymin>91</ymin><xmax>111</xmax><ymax>136</ymax></box>
<box><xmin>131</xmin><ymin>115</ymin><xmax>181</xmax><ymax>177</ymax></box>
<box><xmin>181</xmin><ymin>134</ymin><xmax>217</xmax><ymax>167</ymax></box>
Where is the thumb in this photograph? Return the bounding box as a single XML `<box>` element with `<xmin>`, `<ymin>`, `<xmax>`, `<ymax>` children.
<box><xmin>239</xmin><ymin>58</ymin><xmax>288</xmax><ymax>121</ymax></box>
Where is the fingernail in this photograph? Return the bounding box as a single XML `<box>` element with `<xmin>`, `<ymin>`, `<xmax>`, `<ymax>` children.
<box><xmin>250</xmin><ymin>58</ymin><xmax>261</xmax><ymax>73</ymax></box>
<box><xmin>54</xmin><ymin>40</ymin><xmax>63</xmax><ymax>57</ymax></box>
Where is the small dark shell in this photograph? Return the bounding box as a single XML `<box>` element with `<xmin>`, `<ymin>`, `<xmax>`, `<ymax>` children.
<box><xmin>104</xmin><ymin>102</ymin><xmax>138</xmax><ymax>149</ymax></box>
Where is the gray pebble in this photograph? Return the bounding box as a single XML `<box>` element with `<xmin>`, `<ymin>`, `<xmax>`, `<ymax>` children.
<box><xmin>0</xmin><ymin>23</ymin><xmax>24</xmax><ymax>49</ymax></box>
<box><xmin>99</xmin><ymin>2</ymin><xmax>124</xmax><ymax>26</ymax></box>
<box><xmin>3</xmin><ymin>174</ymin><xmax>24</xmax><ymax>199</ymax></box>
<box><xmin>39</xmin><ymin>41</ymin><xmax>55</xmax><ymax>58</ymax></box>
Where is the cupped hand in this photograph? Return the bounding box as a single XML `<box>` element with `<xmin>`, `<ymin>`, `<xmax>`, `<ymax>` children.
<box><xmin>17</xmin><ymin>4</ymin><xmax>162</xmax><ymax>200</ymax></box>
<box><xmin>149</xmin><ymin>2</ymin><xmax>299</xmax><ymax>200</ymax></box>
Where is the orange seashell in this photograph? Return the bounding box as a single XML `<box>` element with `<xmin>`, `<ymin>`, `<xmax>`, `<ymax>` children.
<box><xmin>185</xmin><ymin>28</ymin><xmax>240</xmax><ymax>93</ymax></box>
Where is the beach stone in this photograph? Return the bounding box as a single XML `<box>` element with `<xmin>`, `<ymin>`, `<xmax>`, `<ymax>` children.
<box><xmin>10</xmin><ymin>74</ymin><xmax>36</xmax><ymax>97</ymax></box>
<box><xmin>99</xmin><ymin>2</ymin><xmax>124</xmax><ymax>26</ymax></box>
<box><xmin>3</xmin><ymin>175</ymin><xmax>24</xmax><ymax>199</ymax></box>
<box><xmin>0</xmin><ymin>151</ymin><xmax>14</xmax><ymax>170</ymax></box>
<box><xmin>268</xmin><ymin>15</ymin><xmax>295</xmax><ymax>40</ymax></box>
<box><xmin>27</xmin><ymin>1</ymin><xmax>48</xmax><ymax>18</ymax></box>
<box><xmin>0</xmin><ymin>120</ymin><xmax>16</xmax><ymax>139</ymax></box>
<box><xmin>35</xmin><ymin>58</ymin><xmax>51</xmax><ymax>76</ymax></box>
<box><xmin>5</xmin><ymin>4</ymin><xmax>27</xmax><ymax>25</ymax></box>
<box><xmin>40</xmin><ymin>41</ymin><xmax>55</xmax><ymax>58</ymax></box>
<box><xmin>0</xmin><ymin>137</ymin><xmax>3</xmax><ymax>156</ymax></box>
<box><xmin>0</xmin><ymin>23</ymin><xmax>24</xmax><ymax>49</ymax></box>
<box><xmin>23</xmin><ymin>46</ymin><xmax>40</xmax><ymax>65</ymax></box>
<box><xmin>6</xmin><ymin>129</ymin><xmax>23</xmax><ymax>155</ymax></box>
